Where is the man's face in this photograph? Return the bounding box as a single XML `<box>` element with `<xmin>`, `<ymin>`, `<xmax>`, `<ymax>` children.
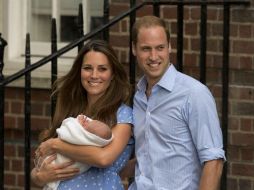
<box><xmin>132</xmin><ymin>26</ymin><xmax>171</xmax><ymax>86</ymax></box>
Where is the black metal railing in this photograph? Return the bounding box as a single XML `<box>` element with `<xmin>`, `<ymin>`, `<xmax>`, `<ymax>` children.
<box><xmin>0</xmin><ymin>0</ymin><xmax>250</xmax><ymax>189</ymax></box>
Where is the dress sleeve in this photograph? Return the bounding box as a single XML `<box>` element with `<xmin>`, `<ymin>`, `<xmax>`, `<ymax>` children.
<box><xmin>117</xmin><ymin>104</ymin><xmax>133</xmax><ymax>125</ymax></box>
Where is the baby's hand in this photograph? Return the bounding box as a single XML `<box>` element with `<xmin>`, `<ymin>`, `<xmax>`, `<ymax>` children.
<box><xmin>77</xmin><ymin>114</ymin><xmax>90</xmax><ymax>129</ymax></box>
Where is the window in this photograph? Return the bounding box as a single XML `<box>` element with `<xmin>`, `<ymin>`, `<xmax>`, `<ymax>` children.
<box><xmin>2</xmin><ymin>0</ymin><xmax>103</xmax><ymax>87</ymax></box>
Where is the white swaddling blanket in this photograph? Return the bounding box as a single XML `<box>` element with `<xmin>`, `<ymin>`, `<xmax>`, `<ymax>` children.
<box><xmin>43</xmin><ymin>117</ymin><xmax>113</xmax><ymax>190</ymax></box>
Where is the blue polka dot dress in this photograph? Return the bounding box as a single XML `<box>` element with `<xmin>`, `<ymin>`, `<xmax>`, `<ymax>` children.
<box><xmin>58</xmin><ymin>104</ymin><xmax>134</xmax><ymax>190</ymax></box>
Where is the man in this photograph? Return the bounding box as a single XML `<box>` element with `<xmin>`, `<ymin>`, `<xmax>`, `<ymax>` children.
<box><xmin>128</xmin><ymin>15</ymin><xmax>226</xmax><ymax>190</ymax></box>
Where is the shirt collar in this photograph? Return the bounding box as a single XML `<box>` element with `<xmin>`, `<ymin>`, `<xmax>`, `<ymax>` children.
<box><xmin>137</xmin><ymin>63</ymin><xmax>177</xmax><ymax>92</ymax></box>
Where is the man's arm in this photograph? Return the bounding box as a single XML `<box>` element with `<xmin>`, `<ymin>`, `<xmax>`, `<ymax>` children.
<box><xmin>199</xmin><ymin>159</ymin><xmax>224</xmax><ymax>190</ymax></box>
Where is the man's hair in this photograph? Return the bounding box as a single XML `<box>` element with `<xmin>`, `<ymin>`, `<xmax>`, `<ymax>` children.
<box><xmin>132</xmin><ymin>15</ymin><xmax>170</xmax><ymax>45</ymax></box>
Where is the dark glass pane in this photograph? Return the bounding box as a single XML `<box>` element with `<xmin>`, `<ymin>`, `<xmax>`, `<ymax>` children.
<box><xmin>60</xmin><ymin>16</ymin><xmax>79</xmax><ymax>42</ymax></box>
<box><xmin>90</xmin><ymin>16</ymin><xmax>104</xmax><ymax>40</ymax></box>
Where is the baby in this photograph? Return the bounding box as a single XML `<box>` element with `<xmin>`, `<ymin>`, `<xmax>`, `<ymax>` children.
<box><xmin>77</xmin><ymin>114</ymin><xmax>112</xmax><ymax>140</ymax></box>
<box><xmin>41</xmin><ymin>115</ymin><xmax>113</xmax><ymax>190</ymax></box>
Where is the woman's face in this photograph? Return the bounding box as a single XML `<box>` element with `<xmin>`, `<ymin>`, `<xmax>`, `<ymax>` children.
<box><xmin>81</xmin><ymin>50</ymin><xmax>113</xmax><ymax>104</ymax></box>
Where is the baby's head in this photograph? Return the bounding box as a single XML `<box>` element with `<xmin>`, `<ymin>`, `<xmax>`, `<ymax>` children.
<box><xmin>77</xmin><ymin>115</ymin><xmax>112</xmax><ymax>140</ymax></box>
<box><xmin>87</xmin><ymin>120</ymin><xmax>112</xmax><ymax>140</ymax></box>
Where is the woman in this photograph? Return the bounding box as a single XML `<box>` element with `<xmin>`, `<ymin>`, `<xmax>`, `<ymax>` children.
<box><xmin>31</xmin><ymin>40</ymin><xmax>134</xmax><ymax>190</ymax></box>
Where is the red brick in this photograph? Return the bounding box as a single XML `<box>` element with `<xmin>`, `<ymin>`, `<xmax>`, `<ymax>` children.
<box><xmin>190</xmin><ymin>7</ymin><xmax>200</xmax><ymax>20</ymax></box>
<box><xmin>239</xmin><ymin>25</ymin><xmax>252</xmax><ymax>39</ymax></box>
<box><xmin>183</xmin><ymin>7</ymin><xmax>191</xmax><ymax>20</ymax></box>
<box><xmin>239</xmin><ymin>56</ymin><xmax>253</xmax><ymax>70</ymax></box>
<box><xmin>240</xmin><ymin>118</ymin><xmax>252</xmax><ymax>132</ymax></box>
<box><xmin>211</xmin><ymin>23</ymin><xmax>223</xmax><ymax>36</ymax></box>
<box><xmin>16</xmin><ymin>117</ymin><xmax>24</xmax><ymax>130</ymax></box>
<box><xmin>109</xmin><ymin>3</ymin><xmax>130</xmax><ymax>17</ymax></box>
<box><xmin>207</xmin><ymin>8</ymin><xmax>219</xmax><ymax>20</ymax></box>
<box><xmin>136</xmin><ymin>6</ymin><xmax>153</xmax><ymax>17</ymax></box>
<box><xmin>184</xmin><ymin>53</ymin><xmax>198</xmax><ymax>67</ymax></box>
<box><xmin>206</xmin><ymin>69</ymin><xmax>222</xmax><ymax>83</ymax></box>
<box><xmin>207</xmin><ymin>39</ymin><xmax>221</xmax><ymax>52</ymax></box>
<box><xmin>228</xmin><ymin>117</ymin><xmax>240</xmax><ymax>131</ymax></box>
<box><xmin>233</xmin><ymin>40</ymin><xmax>254</xmax><ymax>54</ymax></box>
<box><xmin>185</xmin><ymin>22</ymin><xmax>198</xmax><ymax>36</ymax></box>
<box><xmin>229</xmin><ymin>86</ymin><xmax>253</xmax><ymax>100</ymax></box>
<box><xmin>11</xmin><ymin>159</ymin><xmax>23</xmax><ymax>172</ymax></box>
<box><xmin>31</xmin><ymin>102</ymin><xmax>44</xmax><ymax>116</ymax></box>
<box><xmin>4</xmin><ymin>144</ymin><xmax>16</xmax><ymax>157</ymax></box>
<box><xmin>4</xmin><ymin>116</ymin><xmax>17</xmax><ymax>129</ymax></box>
<box><xmin>170</xmin><ymin>22</ymin><xmax>177</xmax><ymax>35</ymax></box>
<box><xmin>4</xmin><ymin>159</ymin><xmax>10</xmax><ymax>170</ymax></box>
<box><xmin>206</xmin><ymin>54</ymin><xmax>214</xmax><ymax>67</ymax></box>
<box><xmin>162</xmin><ymin>6</ymin><xmax>177</xmax><ymax>19</ymax></box>
<box><xmin>241</xmin><ymin>147</ymin><xmax>254</xmax><ymax>161</ymax></box>
<box><xmin>17</xmin><ymin>145</ymin><xmax>24</xmax><ymax>157</ymax></box>
<box><xmin>31</xmin><ymin>117</ymin><xmax>51</xmax><ymax>131</ymax></box>
<box><xmin>217</xmin><ymin>9</ymin><xmax>223</xmax><ymax>21</ymax></box>
<box><xmin>121</xmin><ymin>19</ymin><xmax>128</xmax><ymax>33</ymax></box>
<box><xmin>5</xmin><ymin>88</ymin><xmax>24</xmax><ymax>100</ymax></box>
<box><xmin>5</xmin><ymin>101</ymin><xmax>10</xmax><ymax>113</ymax></box>
<box><xmin>190</xmin><ymin>38</ymin><xmax>200</xmax><ymax>51</ymax></box>
<box><xmin>231</xmin><ymin>102</ymin><xmax>254</xmax><ymax>117</ymax></box>
<box><xmin>232</xmin><ymin>163</ymin><xmax>254</xmax><ymax>177</ymax></box>
<box><xmin>110</xmin><ymin>22</ymin><xmax>120</xmax><ymax>33</ymax></box>
<box><xmin>4</xmin><ymin>173</ymin><xmax>16</xmax><ymax>186</ymax></box>
<box><xmin>31</xmin><ymin>89</ymin><xmax>50</xmax><ymax>102</ymax></box>
<box><xmin>13</xmin><ymin>130</ymin><xmax>25</xmax><ymax>141</ymax></box>
<box><xmin>209</xmin><ymin>85</ymin><xmax>221</xmax><ymax>98</ymax></box>
<box><xmin>120</xmin><ymin>50</ymin><xmax>128</xmax><ymax>64</ymax></box>
<box><xmin>17</xmin><ymin>174</ymin><xmax>24</xmax><ymax>187</ymax></box>
<box><xmin>228</xmin><ymin>145</ymin><xmax>240</xmax><ymax>161</ymax></box>
<box><xmin>11</xmin><ymin>101</ymin><xmax>23</xmax><ymax>114</ymax></box>
<box><xmin>239</xmin><ymin>179</ymin><xmax>252</xmax><ymax>190</ymax></box>
<box><xmin>44</xmin><ymin>104</ymin><xmax>52</xmax><ymax>117</ymax></box>
<box><xmin>110</xmin><ymin>35</ymin><xmax>129</xmax><ymax>47</ymax></box>
<box><xmin>229</xmin><ymin>55</ymin><xmax>240</xmax><ymax>69</ymax></box>
<box><xmin>232</xmin><ymin>133</ymin><xmax>254</xmax><ymax>146</ymax></box>
<box><xmin>213</xmin><ymin>54</ymin><xmax>223</xmax><ymax>68</ymax></box>
<box><xmin>230</xmin><ymin>24</ymin><xmax>239</xmax><ymax>37</ymax></box>
<box><xmin>227</xmin><ymin>178</ymin><xmax>238</xmax><ymax>190</ymax></box>
<box><xmin>232</xmin><ymin>70</ymin><xmax>254</xmax><ymax>86</ymax></box>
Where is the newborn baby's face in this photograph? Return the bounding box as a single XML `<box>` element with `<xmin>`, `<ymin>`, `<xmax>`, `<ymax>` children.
<box><xmin>85</xmin><ymin>120</ymin><xmax>107</xmax><ymax>134</ymax></box>
<box><xmin>77</xmin><ymin>115</ymin><xmax>112</xmax><ymax>139</ymax></box>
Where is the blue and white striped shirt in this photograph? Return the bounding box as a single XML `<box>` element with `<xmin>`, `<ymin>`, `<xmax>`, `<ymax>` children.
<box><xmin>129</xmin><ymin>64</ymin><xmax>226</xmax><ymax>190</ymax></box>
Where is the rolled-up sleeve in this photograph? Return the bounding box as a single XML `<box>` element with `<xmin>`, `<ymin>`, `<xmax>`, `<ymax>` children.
<box><xmin>185</xmin><ymin>84</ymin><xmax>226</xmax><ymax>165</ymax></box>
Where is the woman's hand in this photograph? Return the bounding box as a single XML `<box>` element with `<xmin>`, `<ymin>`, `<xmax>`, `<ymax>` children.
<box><xmin>31</xmin><ymin>154</ymin><xmax>80</xmax><ymax>187</ymax></box>
<box><xmin>36</xmin><ymin>138</ymin><xmax>60</xmax><ymax>158</ymax></box>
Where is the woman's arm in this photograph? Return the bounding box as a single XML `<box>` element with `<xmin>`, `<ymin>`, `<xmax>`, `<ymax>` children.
<box><xmin>31</xmin><ymin>154</ymin><xmax>80</xmax><ymax>186</ymax></box>
<box><xmin>38</xmin><ymin>123</ymin><xmax>132</xmax><ymax>168</ymax></box>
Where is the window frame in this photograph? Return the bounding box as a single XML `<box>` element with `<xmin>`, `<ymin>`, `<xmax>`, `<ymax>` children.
<box><xmin>2</xmin><ymin>0</ymin><xmax>99</xmax><ymax>88</ymax></box>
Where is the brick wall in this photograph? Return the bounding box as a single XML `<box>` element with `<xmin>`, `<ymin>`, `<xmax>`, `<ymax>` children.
<box><xmin>4</xmin><ymin>87</ymin><xmax>51</xmax><ymax>190</ymax></box>
<box><xmin>3</xmin><ymin>1</ymin><xmax>254</xmax><ymax>189</ymax></box>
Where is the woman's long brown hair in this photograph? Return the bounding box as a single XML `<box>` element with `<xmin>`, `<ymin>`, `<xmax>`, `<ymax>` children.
<box><xmin>40</xmin><ymin>40</ymin><xmax>130</xmax><ymax>142</ymax></box>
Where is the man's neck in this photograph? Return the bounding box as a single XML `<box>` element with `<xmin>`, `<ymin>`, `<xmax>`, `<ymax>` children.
<box><xmin>145</xmin><ymin>82</ymin><xmax>154</xmax><ymax>98</ymax></box>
